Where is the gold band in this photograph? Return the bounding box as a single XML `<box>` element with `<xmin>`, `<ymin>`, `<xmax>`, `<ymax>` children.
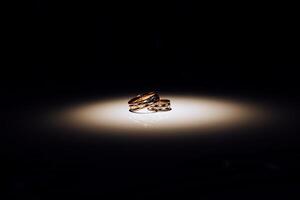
<box><xmin>128</xmin><ymin>92</ymin><xmax>160</xmax><ymax>112</ymax></box>
<box><xmin>147</xmin><ymin>99</ymin><xmax>171</xmax><ymax>112</ymax></box>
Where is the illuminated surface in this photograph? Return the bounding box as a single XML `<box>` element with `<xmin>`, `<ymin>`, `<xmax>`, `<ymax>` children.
<box><xmin>51</xmin><ymin>95</ymin><xmax>272</xmax><ymax>136</ymax></box>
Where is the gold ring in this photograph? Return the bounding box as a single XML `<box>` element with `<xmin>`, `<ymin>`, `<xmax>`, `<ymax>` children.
<box><xmin>128</xmin><ymin>92</ymin><xmax>160</xmax><ymax>112</ymax></box>
<box><xmin>147</xmin><ymin>99</ymin><xmax>171</xmax><ymax>112</ymax></box>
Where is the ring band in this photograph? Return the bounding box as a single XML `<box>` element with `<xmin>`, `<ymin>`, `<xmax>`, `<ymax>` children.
<box><xmin>128</xmin><ymin>92</ymin><xmax>160</xmax><ymax>112</ymax></box>
<box><xmin>147</xmin><ymin>99</ymin><xmax>171</xmax><ymax>112</ymax></box>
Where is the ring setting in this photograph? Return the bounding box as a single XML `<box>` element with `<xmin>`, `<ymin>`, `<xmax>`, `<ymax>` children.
<box><xmin>147</xmin><ymin>99</ymin><xmax>171</xmax><ymax>112</ymax></box>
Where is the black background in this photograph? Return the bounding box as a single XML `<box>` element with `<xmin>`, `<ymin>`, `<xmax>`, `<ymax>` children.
<box><xmin>6</xmin><ymin>0</ymin><xmax>299</xmax><ymax>97</ymax></box>
<box><xmin>3</xmin><ymin>1</ymin><xmax>300</xmax><ymax>199</ymax></box>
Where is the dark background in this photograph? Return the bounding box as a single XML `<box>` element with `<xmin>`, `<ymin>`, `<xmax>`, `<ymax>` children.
<box><xmin>6</xmin><ymin>0</ymin><xmax>299</xmax><ymax>97</ymax></box>
<box><xmin>3</xmin><ymin>1</ymin><xmax>300</xmax><ymax>199</ymax></box>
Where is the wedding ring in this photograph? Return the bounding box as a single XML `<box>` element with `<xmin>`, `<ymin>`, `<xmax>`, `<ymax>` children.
<box><xmin>147</xmin><ymin>99</ymin><xmax>171</xmax><ymax>112</ymax></box>
<box><xmin>128</xmin><ymin>92</ymin><xmax>160</xmax><ymax>112</ymax></box>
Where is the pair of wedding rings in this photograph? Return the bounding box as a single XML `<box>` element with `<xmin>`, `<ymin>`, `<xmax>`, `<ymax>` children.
<box><xmin>128</xmin><ymin>92</ymin><xmax>171</xmax><ymax>113</ymax></box>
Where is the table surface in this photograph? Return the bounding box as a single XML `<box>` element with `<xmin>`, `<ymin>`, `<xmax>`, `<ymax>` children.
<box><xmin>3</xmin><ymin>92</ymin><xmax>300</xmax><ymax>199</ymax></box>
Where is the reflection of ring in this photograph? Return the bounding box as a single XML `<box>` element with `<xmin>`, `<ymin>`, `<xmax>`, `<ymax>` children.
<box><xmin>148</xmin><ymin>99</ymin><xmax>171</xmax><ymax>112</ymax></box>
<box><xmin>128</xmin><ymin>92</ymin><xmax>160</xmax><ymax>112</ymax></box>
